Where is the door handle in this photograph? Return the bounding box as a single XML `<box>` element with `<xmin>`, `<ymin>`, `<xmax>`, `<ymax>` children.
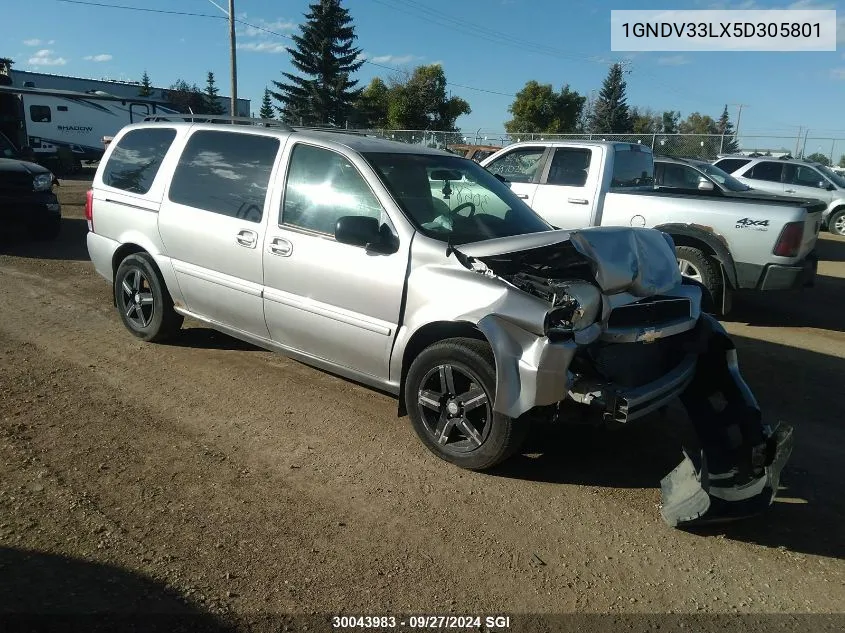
<box><xmin>567</xmin><ymin>198</ymin><xmax>589</xmax><ymax>205</ymax></box>
<box><xmin>516</xmin><ymin>194</ymin><xmax>529</xmax><ymax>199</ymax></box>
<box><xmin>236</xmin><ymin>229</ymin><xmax>258</xmax><ymax>248</ymax></box>
<box><xmin>268</xmin><ymin>236</ymin><xmax>293</xmax><ymax>257</ymax></box>
<box><xmin>785</xmin><ymin>189</ymin><xmax>796</xmax><ymax>193</ymax></box>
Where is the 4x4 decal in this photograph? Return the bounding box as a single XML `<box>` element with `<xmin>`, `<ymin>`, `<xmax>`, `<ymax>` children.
<box><xmin>736</xmin><ymin>217</ymin><xmax>770</xmax><ymax>230</ymax></box>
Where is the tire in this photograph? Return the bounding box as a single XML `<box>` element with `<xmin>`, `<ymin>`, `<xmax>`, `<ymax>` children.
<box><xmin>404</xmin><ymin>338</ymin><xmax>528</xmax><ymax>471</ymax></box>
<box><xmin>26</xmin><ymin>215</ymin><xmax>61</xmax><ymax>241</ymax></box>
<box><xmin>114</xmin><ymin>253</ymin><xmax>183</xmax><ymax>342</ymax></box>
<box><xmin>829</xmin><ymin>209</ymin><xmax>845</xmax><ymax>237</ymax></box>
<box><xmin>676</xmin><ymin>246</ymin><xmax>723</xmax><ymax>314</ymax></box>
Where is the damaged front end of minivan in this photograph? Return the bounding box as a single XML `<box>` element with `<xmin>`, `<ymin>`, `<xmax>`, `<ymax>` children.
<box><xmin>450</xmin><ymin>227</ymin><xmax>793</xmax><ymax>528</ymax></box>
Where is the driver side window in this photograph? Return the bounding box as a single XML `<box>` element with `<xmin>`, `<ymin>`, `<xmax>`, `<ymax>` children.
<box><xmin>281</xmin><ymin>144</ymin><xmax>384</xmax><ymax>235</ymax></box>
<box><xmin>791</xmin><ymin>165</ymin><xmax>826</xmax><ymax>188</ymax></box>
<box><xmin>485</xmin><ymin>147</ymin><xmax>545</xmax><ymax>183</ymax></box>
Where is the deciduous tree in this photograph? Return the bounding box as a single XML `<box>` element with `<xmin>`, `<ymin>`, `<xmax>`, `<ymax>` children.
<box><xmin>504</xmin><ymin>81</ymin><xmax>585</xmax><ymax>134</ymax></box>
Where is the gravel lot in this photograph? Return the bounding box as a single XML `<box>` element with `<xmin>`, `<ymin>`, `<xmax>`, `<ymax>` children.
<box><xmin>1</xmin><ymin>178</ymin><xmax>843</xmax><ymax>631</ymax></box>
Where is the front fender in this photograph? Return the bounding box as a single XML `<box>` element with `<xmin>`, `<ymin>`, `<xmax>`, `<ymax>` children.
<box><xmin>655</xmin><ymin>223</ymin><xmax>738</xmax><ymax>290</ymax></box>
<box><xmin>476</xmin><ymin>314</ymin><xmax>576</xmax><ymax>419</ymax></box>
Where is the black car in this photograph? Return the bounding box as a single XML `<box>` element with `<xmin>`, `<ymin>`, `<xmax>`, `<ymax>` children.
<box><xmin>0</xmin><ymin>131</ymin><xmax>61</xmax><ymax>240</ymax></box>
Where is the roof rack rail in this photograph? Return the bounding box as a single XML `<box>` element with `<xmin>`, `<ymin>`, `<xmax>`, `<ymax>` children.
<box><xmin>142</xmin><ymin>114</ymin><xmax>292</xmax><ymax>130</ymax></box>
<box><xmin>292</xmin><ymin>125</ymin><xmax>368</xmax><ymax>137</ymax></box>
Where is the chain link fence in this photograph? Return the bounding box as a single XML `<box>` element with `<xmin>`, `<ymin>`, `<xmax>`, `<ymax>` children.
<box><xmin>344</xmin><ymin>129</ymin><xmax>845</xmax><ymax>164</ymax></box>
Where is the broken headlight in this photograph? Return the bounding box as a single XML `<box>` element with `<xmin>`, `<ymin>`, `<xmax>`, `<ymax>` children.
<box><xmin>543</xmin><ymin>281</ymin><xmax>601</xmax><ymax>337</ymax></box>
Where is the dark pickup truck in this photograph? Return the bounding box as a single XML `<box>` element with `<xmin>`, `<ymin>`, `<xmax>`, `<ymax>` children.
<box><xmin>0</xmin><ymin>131</ymin><xmax>61</xmax><ymax>240</ymax></box>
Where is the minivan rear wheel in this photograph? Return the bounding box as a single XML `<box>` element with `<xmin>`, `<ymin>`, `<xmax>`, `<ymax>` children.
<box><xmin>405</xmin><ymin>338</ymin><xmax>528</xmax><ymax>471</ymax></box>
<box><xmin>114</xmin><ymin>253</ymin><xmax>183</xmax><ymax>342</ymax></box>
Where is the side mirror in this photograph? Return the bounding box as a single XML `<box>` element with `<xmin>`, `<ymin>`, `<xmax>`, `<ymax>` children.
<box><xmin>335</xmin><ymin>215</ymin><xmax>396</xmax><ymax>253</ymax></box>
<box><xmin>697</xmin><ymin>178</ymin><xmax>714</xmax><ymax>191</ymax></box>
<box><xmin>822</xmin><ymin>182</ymin><xmax>834</xmax><ymax>190</ymax></box>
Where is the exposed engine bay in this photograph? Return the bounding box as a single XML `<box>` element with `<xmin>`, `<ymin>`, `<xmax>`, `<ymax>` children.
<box><xmin>451</xmin><ymin>227</ymin><xmax>793</xmax><ymax>528</ymax></box>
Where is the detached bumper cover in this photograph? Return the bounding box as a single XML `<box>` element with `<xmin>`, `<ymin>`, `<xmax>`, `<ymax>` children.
<box><xmin>660</xmin><ymin>422</ymin><xmax>793</xmax><ymax>527</ymax></box>
<box><xmin>659</xmin><ymin>314</ymin><xmax>794</xmax><ymax>527</ymax></box>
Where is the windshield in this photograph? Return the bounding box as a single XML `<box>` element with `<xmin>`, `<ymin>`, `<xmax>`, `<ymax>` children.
<box><xmin>695</xmin><ymin>162</ymin><xmax>751</xmax><ymax>191</ymax></box>
<box><xmin>818</xmin><ymin>165</ymin><xmax>845</xmax><ymax>189</ymax></box>
<box><xmin>611</xmin><ymin>146</ymin><xmax>655</xmax><ymax>188</ymax></box>
<box><xmin>364</xmin><ymin>152</ymin><xmax>552</xmax><ymax>245</ymax></box>
<box><xmin>0</xmin><ymin>132</ymin><xmax>18</xmax><ymax>159</ymax></box>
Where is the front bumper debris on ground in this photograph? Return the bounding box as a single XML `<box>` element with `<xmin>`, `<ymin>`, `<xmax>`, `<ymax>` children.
<box><xmin>658</xmin><ymin>315</ymin><xmax>794</xmax><ymax>527</ymax></box>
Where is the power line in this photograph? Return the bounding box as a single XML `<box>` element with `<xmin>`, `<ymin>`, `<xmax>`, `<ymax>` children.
<box><xmin>55</xmin><ymin>0</ymin><xmax>224</xmax><ymax>19</ymax></box>
<box><xmin>50</xmin><ymin>0</ymin><xmax>516</xmax><ymax>97</ymax></box>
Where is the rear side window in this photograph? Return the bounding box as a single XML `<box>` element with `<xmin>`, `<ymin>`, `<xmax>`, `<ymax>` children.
<box><xmin>612</xmin><ymin>146</ymin><xmax>654</xmax><ymax>188</ymax></box>
<box><xmin>102</xmin><ymin>128</ymin><xmax>177</xmax><ymax>194</ymax></box>
<box><xmin>547</xmin><ymin>148</ymin><xmax>591</xmax><ymax>186</ymax></box>
<box><xmin>713</xmin><ymin>158</ymin><xmax>750</xmax><ymax>174</ymax></box>
<box><xmin>744</xmin><ymin>161</ymin><xmax>783</xmax><ymax>182</ymax></box>
<box><xmin>168</xmin><ymin>130</ymin><xmax>280</xmax><ymax>223</ymax></box>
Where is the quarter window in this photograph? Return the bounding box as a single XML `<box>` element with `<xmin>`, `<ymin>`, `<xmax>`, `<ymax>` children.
<box><xmin>713</xmin><ymin>158</ymin><xmax>751</xmax><ymax>174</ymax></box>
<box><xmin>168</xmin><ymin>130</ymin><xmax>280</xmax><ymax>223</ymax></box>
<box><xmin>29</xmin><ymin>105</ymin><xmax>51</xmax><ymax>122</ymax></box>
<box><xmin>484</xmin><ymin>147</ymin><xmax>545</xmax><ymax>183</ymax></box>
<box><xmin>281</xmin><ymin>144</ymin><xmax>383</xmax><ymax>235</ymax></box>
<box><xmin>102</xmin><ymin>127</ymin><xmax>177</xmax><ymax>194</ymax></box>
<box><xmin>744</xmin><ymin>161</ymin><xmax>783</xmax><ymax>182</ymax></box>
<box><xmin>546</xmin><ymin>148</ymin><xmax>591</xmax><ymax>186</ymax></box>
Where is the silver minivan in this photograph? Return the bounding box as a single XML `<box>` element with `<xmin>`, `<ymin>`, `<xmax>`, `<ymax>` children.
<box><xmin>84</xmin><ymin>116</ymin><xmax>792</xmax><ymax>527</ymax></box>
<box><xmin>713</xmin><ymin>155</ymin><xmax>845</xmax><ymax>235</ymax></box>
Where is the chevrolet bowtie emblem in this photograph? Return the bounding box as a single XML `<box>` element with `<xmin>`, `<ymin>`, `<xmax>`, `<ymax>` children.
<box><xmin>639</xmin><ymin>328</ymin><xmax>661</xmax><ymax>344</ymax></box>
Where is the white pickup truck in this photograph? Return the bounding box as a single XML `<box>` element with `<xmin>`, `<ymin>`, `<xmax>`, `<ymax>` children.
<box><xmin>470</xmin><ymin>141</ymin><xmax>823</xmax><ymax>314</ymax></box>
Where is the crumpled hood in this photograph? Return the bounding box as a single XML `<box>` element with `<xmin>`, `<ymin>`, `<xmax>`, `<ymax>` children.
<box><xmin>457</xmin><ymin>226</ymin><xmax>682</xmax><ymax>297</ymax></box>
<box><xmin>0</xmin><ymin>157</ymin><xmax>51</xmax><ymax>176</ymax></box>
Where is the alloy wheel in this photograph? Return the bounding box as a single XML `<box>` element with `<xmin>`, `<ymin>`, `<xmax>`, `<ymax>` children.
<box><xmin>120</xmin><ymin>269</ymin><xmax>155</xmax><ymax>329</ymax></box>
<box><xmin>417</xmin><ymin>364</ymin><xmax>492</xmax><ymax>454</ymax></box>
<box><xmin>834</xmin><ymin>213</ymin><xmax>845</xmax><ymax>236</ymax></box>
<box><xmin>677</xmin><ymin>258</ymin><xmax>703</xmax><ymax>283</ymax></box>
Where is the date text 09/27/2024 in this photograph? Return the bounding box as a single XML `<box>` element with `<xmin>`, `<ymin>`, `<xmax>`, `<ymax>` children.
<box><xmin>332</xmin><ymin>615</ymin><xmax>512</xmax><ymax>629</ymax></box>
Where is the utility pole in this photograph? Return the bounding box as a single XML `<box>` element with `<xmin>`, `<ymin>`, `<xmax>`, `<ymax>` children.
<box><xmin>801</xmin><ymin>128</ymin><xmax>810</xmax><ymax>158</ymax></box>
<box><xmin>228</xmin><ymin>0</ymin><xmax>238</xmax><ymax>116</ymax></box>
<box><xmin>794</xmin><ymin>126</ymin><xmax>803</xmax><ymax>157</ymax></box>
<box><xmin>728</xmin><ymin>103</ymin><xmax>748</xmax><ymax>137</ymax></box>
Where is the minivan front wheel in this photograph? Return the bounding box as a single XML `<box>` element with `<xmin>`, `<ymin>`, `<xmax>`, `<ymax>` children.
<box><xmin>405</xmin><ymin>338</ymin><xmax>528</xmax><ymax>471</ymax></box>
<box><xmin>114</xmin><ymin>253</ymin><xmax>183</xmax><ymax>342</ymax></box>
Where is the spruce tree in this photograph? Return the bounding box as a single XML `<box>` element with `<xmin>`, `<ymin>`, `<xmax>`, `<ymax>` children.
<box><xmin>203</xmin><ymin>71</ymin><xmax>225</xmax><ymax>115</ymax></box>
<box><xmin>259</xmin><ymin>88</ymin><xmax>275</xmax><ymax>119</ymax></box>
<box><xmin>588</xmin><ymin>63</ymin><xmax>631</xmax><ymax>134</ymax></box>
<box><xmin>717</xmin><ymin>104</ymin><xmax>740</xmax><ymax>154</ymax></box>
<box><xmin>138</xmin><ymin>70</ymin><xmax>152</xmax><ymax>97</ymax></box>
<box><xmin>271</xmin><ymin>0</ymin><xmax>364</xmax><ymax>126</ymax></box>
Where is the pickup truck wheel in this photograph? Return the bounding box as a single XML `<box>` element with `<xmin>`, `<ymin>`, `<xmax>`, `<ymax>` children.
<box><xmin>26</xmin><ymin>216</ymin><xmax>61</xmax><ymax>241</ymax></box>
<box><xmin>114</xmin><ymin>253</ymin><xmax>183</xmax><ymax>343</ymax></box>
<box><xmin>829</xmin><ymin>210</ymin><xmax>845</xmax><ymax>236</ymax></box>
<box><xmin>676</xmin><ymin>246</ymin><xmax>723</xmax><ymax>313</ymax></box>
<box><xmin>405</xmin><ymin>338</ymin><xmax>528</xmax><ymax>471</ymax></box>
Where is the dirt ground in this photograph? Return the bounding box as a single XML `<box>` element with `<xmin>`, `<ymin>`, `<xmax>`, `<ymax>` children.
<box><xmin>1</xmin><ymin>178</ymin><xmax>843</xmax><ymax>631</ymax></box>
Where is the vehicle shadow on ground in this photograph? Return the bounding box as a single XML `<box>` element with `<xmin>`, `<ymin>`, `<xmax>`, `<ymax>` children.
<box><xmin>0</xmin><ymin>546</ymin><xmax>233</xmax><ymax>631</ymax></box>
<box><xmin>725</xmin><ymin>273</ymin><xmax>845</xmax><ymax>333</ymax></box>
<box><xmin>0</xmin><ymin>217</ymin><xmax>89</xmax><ymax>261</ymax></box>
<box><xmin>169</xmin><ymin>327</ymin><xmax>264</xmax><ymax>352</ymax></box>
<box><xmin>815</xmin><ymin>234</ymin><xmax>845</xmax><ymax>263</ymax></box>
<box><xmin>492</xmin><ymin>334</ymin><xmax>845</xmax><ymax>561</ymax></box>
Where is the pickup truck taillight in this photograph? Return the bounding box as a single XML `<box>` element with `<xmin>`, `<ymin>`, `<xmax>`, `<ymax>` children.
<box><xmin>84</xmin><ymin>189</ymin><xmax>94</xmax><ymax>232</ymax></box>
<box><xmin>773</xmin><ymin>221</ymin><xmax>803</xmax><ymax>257</ymax></box>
